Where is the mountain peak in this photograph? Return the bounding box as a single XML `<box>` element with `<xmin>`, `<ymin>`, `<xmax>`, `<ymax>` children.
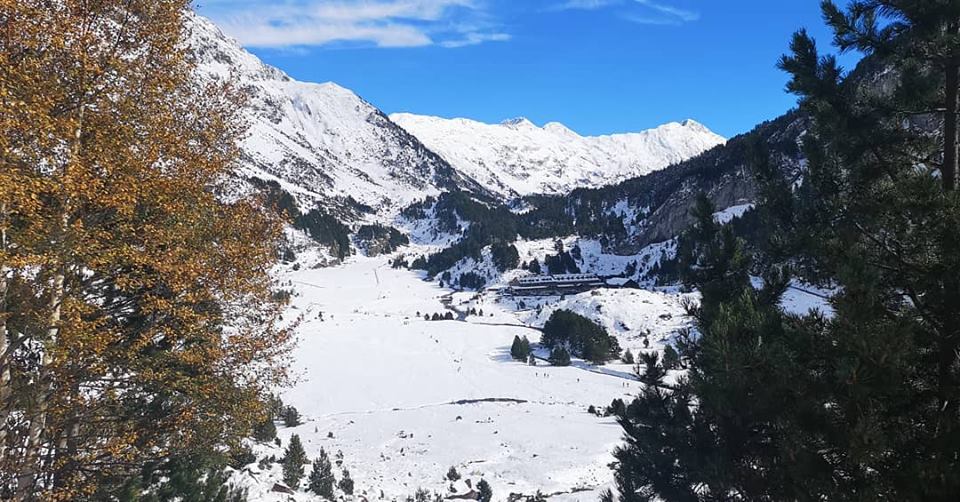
<box><xmin>500</xmin><ymin>117</ymin><xmax>537</xmax><ymax>129</ymax></box>
<box><xmin>543</xmin><ymin>122</ymin><xmax>580</xmax><ymax>138</ymax></box>
<box><xmin>391</xmin><ymin>113</ymin><xmax>726</xmax><ymax>197</ymax></box>
<box><xmin>186</xmin><ymin>13</ymin><xmax>482</xmax><ymax>219</ymax></box>
<box><xmin>680</xmin><ymin>118</ymin><xmax>710</xmax><ymax>133</ymax></box>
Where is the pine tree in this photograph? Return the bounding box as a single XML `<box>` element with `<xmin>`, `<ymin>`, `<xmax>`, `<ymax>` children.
<box><xmin>253</xmin><ymin>418</ymin><xmax>278</xmax><ymax>443</ymax></box>
<box><xmin>308</xmin><ymin>448</ymin><xmax>336</xmax><ymax>499</ymax></box>
<box><xmin>510</xmin><ymin>335</ymin><xmax>532</xmax><ymax>361</ymax></box>
<box><xmin>267</xmin><ymin>395</ymin><xmax>286</xmax><ymax>420</ymax></box>
<box><xmin>282</xmin><ymin>435</ymin><xmax>308</xmax><ymax>490</ymax></box>
<box><xmin>548</xmin><ymin>346</ymin><xmax>571</xmax><ymax>367</ymax></box>
<box><xmin>477</xmin><ymin>479</ymin><xmax>492</xmax><ymax>502</ymax></box>
<box><xmin>607</xmin><ymin>2</ymin><xmax>960</xmax><ymax>500</ymax></box>
<box><xmin>339</xmin><ymin>469</ymin><xmax>355</xmax><ymax>495</ymax></box>
<box><xmin>661</xmin><ymin>345</ymin><xmax>680</xmax><ymax>370</ymax></box>
<box><xmin>0</xmin><ymin>1</ymin><xmax>292</xmax><ymax>497</ymax></box>
<box><xmin>135</xmin><ymin>453</ymin><xmax>249</xmax><ymax>502</ymax></box>
<box><xmin>529</xmin><ymin>259</ymin><xmax>542</xmax><ymax>274</ymax></box>
<box><xmin>283</xmin><ymin>406</ymin><xmax>302</xmax><ymax>427</ymax></box>
<box><xmin>542</xmin><ymin>310</ymin><xmax>620</xmax><ymax>364</ymax></box>
<box><xmin>510</xmin><ymin>336</ymin><xmax>523</xmax><ymax>361</ymax></box>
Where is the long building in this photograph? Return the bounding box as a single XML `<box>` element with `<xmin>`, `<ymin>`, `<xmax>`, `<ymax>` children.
<box><xmin>508</xmin><ymin>273</ymin><xmax>605</xmax><ymax>296</ymax></box>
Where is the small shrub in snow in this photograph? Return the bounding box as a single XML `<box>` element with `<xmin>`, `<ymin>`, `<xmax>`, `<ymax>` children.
<box><xmin>413</xmin><ymin>487</ymin><xmax>431</xmax><ymax>502</ymax></box>
<box><xmin>229</xmin><ymin>446</ymin><xmax>256</xmax><ymax>469</ymax></box>
<box><xmin>446</xmin><ymin>466</ymin><xmax>461</xmax><ymax>482</ymax></box>
<box><xmin>477</xmin><ymin>479</ymin><xmax>492</xmax><ymax>502</ymax></box>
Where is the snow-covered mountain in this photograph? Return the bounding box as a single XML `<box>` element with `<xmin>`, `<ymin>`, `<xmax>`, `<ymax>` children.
<box><xmin>186</xmin><ymin>11</ymin><xmax>724</xmax><ymax>222</ymax></box>
<box><xmin>187</xmin><ymin>13</ymin><xmax>485</xmax><ymax>218</ymax></box>
<box><xmin>390</xmin><ymin>113</ymin><xmax>726</xmax><ymax>197</ymax></box>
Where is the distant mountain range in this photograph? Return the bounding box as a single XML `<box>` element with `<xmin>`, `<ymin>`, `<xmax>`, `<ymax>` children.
<box><xmin>188</xmin><ymin>13</ymin><xmax>722</xmax><ymax>218</ymax></box>
<box><xmin>188</xmin><ymin>13</ymin><xmax>485</xmax><ymax>221</ymax></box>
<box><xmin>390</xmin><ymin>114</ymin><xmax>725</xmax><ymax>197</ymax></box>
<box><xmin>188</xmin><ymin>12</ymin><xmax>801</xmax><ymax>275</ymax></box>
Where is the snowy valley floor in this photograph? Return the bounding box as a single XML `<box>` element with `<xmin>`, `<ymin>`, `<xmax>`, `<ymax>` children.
<box><xmin>233</xmin><ymin>255</ymin><xmax>829</xmax><ymax>501</ymax></box>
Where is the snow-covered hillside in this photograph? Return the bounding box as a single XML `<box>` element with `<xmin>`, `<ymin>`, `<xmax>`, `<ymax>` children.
<box><xmin>187</xmin><ymin>14</ymin><xmax>485</xmax><ymax>217</ymax></box>
<box><xmin>390</xmin><ymin>113</ymin><xmax>726</xmax><ymax>197</ymax></box>
<box><xmin>233</xmin><ymin>255</ymin><xmax>691</xmax><ymax>502</ymax></box>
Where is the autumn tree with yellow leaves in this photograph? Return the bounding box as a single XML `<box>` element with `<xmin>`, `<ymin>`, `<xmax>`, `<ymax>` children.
<box><xmin>0</xmin><ymin>1</ymin><xmax>293</xmax><ymax>499</ymax></box>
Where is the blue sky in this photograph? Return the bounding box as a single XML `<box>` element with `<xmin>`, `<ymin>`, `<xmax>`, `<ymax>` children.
<box><xmin>195</xmin><ymin>0</ymin><xmax>858</xmax><ymax>138</ymax></box>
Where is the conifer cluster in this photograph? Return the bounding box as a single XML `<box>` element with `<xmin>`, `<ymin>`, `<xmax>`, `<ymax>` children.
<box><xmin>607</xmin><ymin>2</ymin><xmax>960</xmax><ymax>500</ymax></box>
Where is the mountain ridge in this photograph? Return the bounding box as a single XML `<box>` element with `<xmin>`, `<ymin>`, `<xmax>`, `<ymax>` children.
<box><xmin>390</xmin><ymin>112</ymin><xmax>726</xmax><ymax>197</ymax></box>
<box><xmin>187</xmin><ymin>12</ymin><xmax>490</xmax><ymax>222</ymax></box>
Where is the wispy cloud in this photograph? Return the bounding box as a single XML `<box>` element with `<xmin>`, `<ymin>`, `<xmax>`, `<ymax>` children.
<box><xmin>632</xmin><ymin>0</ymin><xmax>699</xmax><ymax>23</ymax></box>
<box><xmin>441</xmin><ymin>31</ymin><xmax>511</xmax><ymax>48</ymax></box>
<box><xmin>547</xmin><ymin>0</ymin><xmax>699</xmax><ymax>25</ymax></box>
<box><xmin>197</xmin><ymin>0</ymin><xmax>510</xmax><ymax>49</ymax></box>
<box><xmin>550</xmin><ymin>0</ymin><xmax>623</xmax><ymax>11</ymax></box>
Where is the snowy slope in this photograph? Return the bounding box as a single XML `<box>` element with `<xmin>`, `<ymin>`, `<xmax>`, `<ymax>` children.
<box><xmin>187</xmin><ymin>14</ymin><xmax>484</xmax><ymax>217</ymax></box>
<box><xmin>390</xmin><ymin>113</ymin><xmax>726</xmax><ymax>197</ymax></box>
<box><xmin>230</xmin><ymin>255</ymin><xmax>692</xmax><ymax>501</ymax></box>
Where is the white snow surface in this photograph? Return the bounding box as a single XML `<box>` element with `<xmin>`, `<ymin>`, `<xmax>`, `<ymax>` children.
<box><xmin>390</xmin><ymin>113</ymin><xmax>727</xmax><ymax>197</ymax></box>
<box><xmin>231</xmin><ymin>254</ymin><xmax>692</xmax><ymax>501</ymax></box>
<box><xmin>713</xmin><ymin>203</ymin><xmax>755</xmax><ymax>224</ymax></box>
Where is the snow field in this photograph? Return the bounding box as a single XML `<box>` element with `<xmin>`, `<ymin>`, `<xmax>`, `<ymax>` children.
<box><xmin>233</xmin><ymin>256</ymin><xmax>690</xmax><ymax>501</ymax></box>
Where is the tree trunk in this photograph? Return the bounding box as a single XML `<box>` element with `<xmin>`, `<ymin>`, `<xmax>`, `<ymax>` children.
<box><xmin>0</xmin><ymin>205</ymin><xmax>9</xmax><ymax>463</ymax></box>
<box><xmin>0</xmin><ymin>201</ymin><xmax>14</xmax><ymax>473</ymax></box>
<box><xmin>14</xmin><ymin>272</ymin><xmax>62</xmax><ymax>501</ymax></box>
<box><xmin>14</xmin><ymin>103</ymin><xmax>81</xmax><ymax>501</ymax></box>
<box><xmin>945</xmin><ymin>55</ymin><xmax>959</xmax><ymax>192</ymax></box>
